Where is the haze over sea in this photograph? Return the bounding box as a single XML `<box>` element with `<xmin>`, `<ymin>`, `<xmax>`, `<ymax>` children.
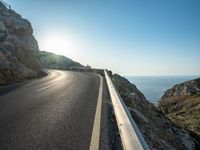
<box><xmin>126</xmin><ymin>76</ymin><xmax>200</xmax><ymax>105</ymax></box>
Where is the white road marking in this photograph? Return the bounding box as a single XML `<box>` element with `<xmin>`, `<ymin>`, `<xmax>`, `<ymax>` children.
<box><xmin>36</xmin><ymin>84</ymin><xmax>55</xmax><ymax>92</ymax></box>
<box><xmin>90</xmin><ymin>75</ymin><xmax>103</xmax><ymax>150</ymax></box>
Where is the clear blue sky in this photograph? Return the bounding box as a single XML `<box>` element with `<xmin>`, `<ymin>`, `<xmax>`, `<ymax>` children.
<box><xmin>5</xmin><ymin>0</ymin><xmax>200</xmax><ymax>75</ymax></box>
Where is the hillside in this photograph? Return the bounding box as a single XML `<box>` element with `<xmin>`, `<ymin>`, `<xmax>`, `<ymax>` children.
<box><xmin>0</xmin><ymin>2</ymin><xmax>42</xmax><ymax>85</ymax></box>
<box><xmin>110</xmin><ymin>72</ymin><xmax>198</xmax><ymax>150</ymax></box>
<box><xmin>0</xmin><ymin>2</ymin><xmax>84</xmax><ymax>86</ymax></box>
<box><xmin>39</xmin><ymin>51</ymin><xmax>82</xmax><ymax>70</ymax></box>
<box><xmin>159</xmin><ymin>78</ymin><xmax>200</xmax><ymax>142</ymax></box>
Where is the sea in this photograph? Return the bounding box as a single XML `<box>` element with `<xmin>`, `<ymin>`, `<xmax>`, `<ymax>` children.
<box><xmin>126</xmin><ymin>75</ymin><xmax>199</xmax><ymax>105</ymax></box>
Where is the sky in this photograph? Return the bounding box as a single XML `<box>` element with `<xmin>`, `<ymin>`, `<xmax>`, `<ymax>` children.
<box><xmin>4</xmin><ymin>0</ymin><xmax>200</xmax><ymax>75</ymax></box>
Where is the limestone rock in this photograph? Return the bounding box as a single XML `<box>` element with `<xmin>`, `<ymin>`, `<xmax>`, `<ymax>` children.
<box><xmin>111</xmin><ymin>73</ymin><xmax>197</xmax><ymax>149</ymax></box>
<box><xmin>0</xmin><ymin>21</ymin><xmax>7</xmax><ymax>42</ymax></box>
<box><xmin>159</xmin><ymin>78</ymin><xmax>200</xmax><ymax>144</ymax></box>
<box><xmin>0</xmin><ymin>2</ymin><xmax>42</xmax><ymax>85</ymax></box>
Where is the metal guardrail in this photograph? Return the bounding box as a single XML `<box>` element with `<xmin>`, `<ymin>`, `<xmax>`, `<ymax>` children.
<box><xmin>104</xmin><ymin>70</ymin><xmax>149</xmax><ymax>150</ymax></box>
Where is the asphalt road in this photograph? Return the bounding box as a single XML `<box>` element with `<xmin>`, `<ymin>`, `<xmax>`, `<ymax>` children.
<box><xmin>0</xmin><ymin>70</ymin><xmax>101</xmax><ymax>150</ymax></box>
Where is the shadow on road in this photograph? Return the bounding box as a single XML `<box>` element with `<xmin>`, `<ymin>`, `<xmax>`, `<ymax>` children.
<box><xmin>0</xmin><ymin>82</ymin><xmax>27</xmax><ymax>96</ymax></box>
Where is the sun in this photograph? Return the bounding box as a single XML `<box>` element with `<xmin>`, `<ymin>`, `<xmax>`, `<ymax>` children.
<box><xmin>38</xmin><ymin>32</ymin><xmax>78</xmax><ymax>56</ymax></box>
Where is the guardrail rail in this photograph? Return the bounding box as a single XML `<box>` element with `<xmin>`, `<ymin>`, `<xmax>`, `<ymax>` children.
<box><xmin>104</xmin><ymin>70</ymin><xmax>149</xmax><ymax>150</ymax></box>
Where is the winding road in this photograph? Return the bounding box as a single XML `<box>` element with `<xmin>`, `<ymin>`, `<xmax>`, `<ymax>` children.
<box><xmin>0</xmin><ymin>70</ymin><xmax>101</xmax><ymax>150</ymax></box>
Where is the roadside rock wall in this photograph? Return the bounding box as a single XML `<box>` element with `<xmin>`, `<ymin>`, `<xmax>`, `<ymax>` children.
<box><xmin>110</xmin><ymin>73</ymin><xmax>197</xmax><ymax>150</ymax></box>
<box><xmin>0</xmin><ymin>2</ymin><xmax>42</xmax><ymax>85</ymax></box>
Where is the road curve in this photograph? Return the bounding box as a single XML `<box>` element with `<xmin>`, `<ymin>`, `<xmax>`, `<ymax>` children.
<box><xmin>0</xmin><ymin>70</ymin><xmax>101</xmax><ymax>150</ymax></box>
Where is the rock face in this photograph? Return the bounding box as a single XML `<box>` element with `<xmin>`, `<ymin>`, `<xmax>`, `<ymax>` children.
<box><xmin>110</xmin><ymin>73</ymin><xmax>197</xmax><ymax>150</ymax></box>
<box><xmin>39</xmin><ymin>51</ymin><xmax>82</xmax><ymax>70</ymax></box>
<box><xmin>0</xmin><ymin>2</ymin><xmax>42</xmax><ymax>85</ymax></box>
<box><xmin>159</xmin><ymin>78</ymin><xmax>200</xmax><ymax>143</ymax></box>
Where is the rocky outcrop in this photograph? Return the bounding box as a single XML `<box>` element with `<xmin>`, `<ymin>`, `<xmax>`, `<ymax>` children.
<box><xmin>159</xmin><ymin>78</ymin><xmax>200</xmax><ymax>143</ymax></box>
<box><xmin>0</xmin><ymin>2</ymin><xmax>42</xmax><ymax>85</ymax></box>
<box><xmin>110</xmin><ymin>73</ymin><xmax>198</xmax><ymax>150</ymax></box>
<box><xmin>39</xmin><ymin>51</ymin><xmax>82</xmax><ymax>70</ymax></box>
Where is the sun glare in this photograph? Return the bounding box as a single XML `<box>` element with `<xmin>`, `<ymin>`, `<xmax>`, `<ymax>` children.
<box><xmin>38</xmin><ymin>32</ymin><xmax>79</xmax><ymax>57</ymax></box>
<box><xmin>46</xmin><ymin>36</ymin><xmax>67</xmax><ymax>51</ymax></box>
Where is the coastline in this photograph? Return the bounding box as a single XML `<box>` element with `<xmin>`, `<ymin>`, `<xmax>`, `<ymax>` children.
<box><xmin>126</xmin><ymin>75</ymin><xmax>200</xmax><ymax>104</ymax></box>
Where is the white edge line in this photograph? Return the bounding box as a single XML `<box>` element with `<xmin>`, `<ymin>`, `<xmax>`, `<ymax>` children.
<box><xmin>89</xmin><ymin>74</ymin><xmax>103</xmax><ymax>150</ymax></box>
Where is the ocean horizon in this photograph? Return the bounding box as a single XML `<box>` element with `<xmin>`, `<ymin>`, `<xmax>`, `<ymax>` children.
<box><xmin>126</xmin><ymin>75</ymin><xmax>200</xmax><ymax>105</ymax></box>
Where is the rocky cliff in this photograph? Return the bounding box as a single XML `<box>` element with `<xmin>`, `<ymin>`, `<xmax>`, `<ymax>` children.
<box><xmin>0</xmin><ymin>2</ymin><xmax>42</xmax><ymax>85</ymax></box>
<box><xmin>39</xmin><ymin>51</ymin><xmax>82</xmax><ymax>70</ymax></box>
<box><xmin>110</xmin><ymin>73</ymin><xmax>198</xmax><ymax>150</ymax></box>
<box><xmin>159</xmin><ymin>78</ymin><xmax>200</xmax><ymax>143</ymax></box>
